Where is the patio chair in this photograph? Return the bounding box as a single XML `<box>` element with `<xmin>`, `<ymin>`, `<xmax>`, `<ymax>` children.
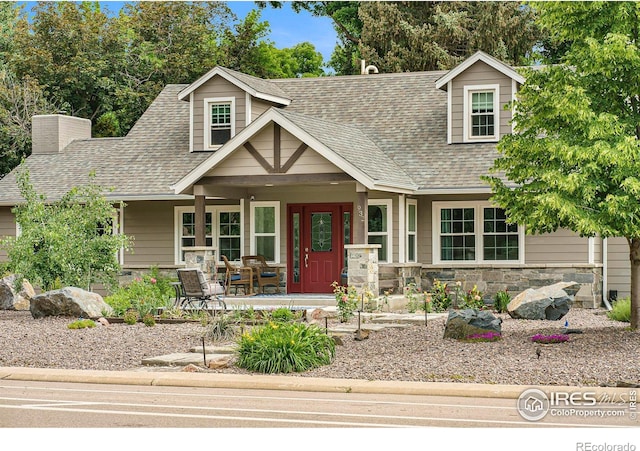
<box><xmin>221</xmin><ymin>255</ymin><xmax>254</xmax><ymax>295</ymax></box>
<box><xmin>176</xmin><ymin>268</ymin><xmax>226</xmax><ymax>312</ymax></box>
<box><xmin>242</xmin><ymin>255</ymin><xmax>283</xmax><ymax>294</ymax></box>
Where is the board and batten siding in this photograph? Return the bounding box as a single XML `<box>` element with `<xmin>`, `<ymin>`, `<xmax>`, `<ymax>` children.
<box><xmin>209</xmin><ymin>125</ymin><xmax>343</xmax><ymax>177</ymax></box>
<box><xmin>0</xmin><ymin>207</ymin><xmax>15</xmax><ymax>261</ymax></box>
<box><xmin>606</xmin><ymin>237</ymin><xmax>630</xmax><ymax>299</ymax></box>
<box><xmin>450</xmin><ymin>60</ymin><xmax>513</xmax><ymax>143</ymax></box>
<box><xmin>192</xmin><ymin>76</ymin><xmax>246</xmax><ymax>151</ymax></box>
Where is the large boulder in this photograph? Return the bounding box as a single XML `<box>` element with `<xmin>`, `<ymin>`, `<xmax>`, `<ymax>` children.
<box><xmin>507</xmin><ymin>282</ymin><xmax>579</xmax><ymax>320</ymax></box>
<box><xmin>0</xmin><ymin>275</ymin><xmax>36</xmax><ymax>311</ymax></box>
<box><xmin>443</xmin><ymin>308</ymin><xmax>502</xmax><ymax>339</ymax></box>
<box><xmin>30</xmin><ymin>287</ymin><xmax>113</xmax><ymax>319</ymax></box>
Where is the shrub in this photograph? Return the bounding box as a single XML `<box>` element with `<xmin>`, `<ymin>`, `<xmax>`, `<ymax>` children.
<box><xmin>123</xmin><ymin>309</ymin><xmax>139</xmax><ymax>325</ymax></box>
<box><xmin>204</xmin><ymin>313</ymin><xmax>238</xmax><ymax>341</ymax></box>
<box><xmin>67</xmin><ymin>319</ymin><xmax>96</xmax><ymax>329</ymax></box>
<box><xmin>494</xmin><ymin>290</ymin><xmax>511</xmax><ymax>313</ymax></box>
<box><xmin>104</xmin><ymin>267</ymin><xmax>174</xmax><ymax>317</ymax></box>
<box><xmin>331</xmin><ymin>281</ymin><xmax>359</xmax><ymax>322</ymax></box>
<box><xmin>530</xmin><ymin>334</ymin><xmax>570</xmax><ymax>344</ymax></box>
<box><xmin>236</xmin><ymin>322</ymin><xmax>335</xmax><ymax>373</ymax></box>
<box><xmin>460</xmin><ymin>285</ymin><xmax>485</xmax><ymax>309</ymax></box>
<box><xmin>270</xmin><ymin>307</ymin><xmax>294</xmax><ymax>323</ymax></box>
<box><xmin>142</xmin><ymin>313</ymin><xmax>156</xmax><ymax>327</ymax></box>
<box><xmin>607</xmin><ymin>297</ymin><xmax>631</xmax><ymax>323</ymax></box>
<box><xmin>429</xmin><ymin>279</ymin><xmax>452</xmax><ymax>312</ymax></box>
<box><xmin>405</xmin><ymin>282</ymin><xmax>428</xmax><ymax>313</ymax></box>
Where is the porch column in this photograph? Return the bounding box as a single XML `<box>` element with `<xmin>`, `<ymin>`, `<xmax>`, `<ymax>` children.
<box><xmin>354</xmin><ymin>185</ymin><xmax>368</xmax><ymax>244</ymax></box>
<box><xmin>195</xmin><ymin>194</ymin><xmax>206</xmax><ymax>247</ymax></box>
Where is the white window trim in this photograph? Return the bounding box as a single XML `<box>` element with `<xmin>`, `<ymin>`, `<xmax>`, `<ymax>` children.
<box><xmin>249</xmin><ymin>201</ymin><xmax>280</xmax><ymax>264</ymax></box>
<box><xmin>174</xmin><ymin>205</ymin><xmax>242</xmax><ymax>265</ymax></box>
<box><xmin>463</xmin><ymin>84</ymin><xmax>500</xmax><ymax>143</ymax></box>
<box><xmin>203</xmin><ymin>97</ymin><xmax>235</xmax><ymax>150</ymax></box>
<box><xmin>406</xmin><ymin>199</ymin><xmax>418</xmax><ymax>263</ymax></box>
<box><xmin>368</xmin><ymin>199</ymin><xmax>393</xmax><ymax>264</ymax></box>
<box><xmin>432</xmin><ymin>201</ymin><xmax>524</xmax><ymax>265</ymax></box>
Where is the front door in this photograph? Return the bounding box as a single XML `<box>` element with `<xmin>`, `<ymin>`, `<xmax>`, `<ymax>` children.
<box><xmin>287</xmin><ymin>203</ymin><xmax>352</xmax><ymax>293</ymax></box>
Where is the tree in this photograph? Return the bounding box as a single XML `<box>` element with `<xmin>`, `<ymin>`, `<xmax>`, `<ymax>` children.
<box><xmin>0</xmin><ymin>71</ymin><xmax>64</xmax><ymax>179</ymax></box>
<box><xmin>483</xmin><ymin>1</ymin><xmax>640</xmax><ymax>329</ymax></box>
<box><xmin>265</xmin><ymin>1</ymin><xmax>542</xmax><ymax>74</ymax></box>
<box><xmin>0</xmin><ymin>166</ymin><xmax>131</xmax><ymax>292</ymax></box>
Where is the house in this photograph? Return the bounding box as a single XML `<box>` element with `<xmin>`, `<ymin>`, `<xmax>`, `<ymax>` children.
<box><xmin>0</xmin><ymin>51</ymin><xmax>626</xmax><ymax>306</ymax></box>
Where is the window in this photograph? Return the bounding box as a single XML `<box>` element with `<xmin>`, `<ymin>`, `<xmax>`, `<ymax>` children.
<box><xmin>433</xmin><ymin>202</ymin><xmax>523</xmax><ymax>264</ymax></box>
<box><xmin>250</xmin><ymin>201</ymin><xmax>280</xmax><ymax>263</ymax></box>
<box><xmin>368</xmin><ymin>200</ymin><xmax>392</xmax><ymax>263</ymax></box>
<box><xmin>406</xmin><ymin>199</ymin><xmax>417</xmax><ymax>262</ymax></box>
<box><xmin>175</xmin><ymin>206</ymin><xmax>241</xmax><ymax>264</ymax></box>
<box><xmin>204</xmin><ymin>97</ymin><xmax>235</xmax><ymax>148</ymax></box>
<box><xmin>463</xmin><ymin>85</ymin><xmax>499</xmax><ymax>142</ymax></box>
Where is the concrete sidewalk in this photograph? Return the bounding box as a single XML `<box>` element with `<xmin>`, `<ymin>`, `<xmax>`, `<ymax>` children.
<box><xmin>0</xmin><ymin>366</ymin><xmax>632</xmax><ymax>401</ymax></box>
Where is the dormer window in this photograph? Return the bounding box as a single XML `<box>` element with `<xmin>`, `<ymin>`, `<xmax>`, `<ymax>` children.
<box><xmin>205</xmin><ymin>97</ymin><xmax>235</xmax><ymax>149</ymax></box>
<box><xmin>463</xmin><ymin>84</ymin><xmax>499</xmax><ymax>143</ymax></box>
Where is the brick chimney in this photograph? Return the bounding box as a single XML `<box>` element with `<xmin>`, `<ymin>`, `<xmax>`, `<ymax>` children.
<box><xmin>31</xmin><ymin>114</ymin><xmax>92</xmax><ymax>155</ymax></box>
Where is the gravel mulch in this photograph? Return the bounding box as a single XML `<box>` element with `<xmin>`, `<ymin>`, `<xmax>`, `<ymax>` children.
<box><xmin>0</xmin><ymin>307</ymin><xmax>638</xmax><ymax>387</ymax></box>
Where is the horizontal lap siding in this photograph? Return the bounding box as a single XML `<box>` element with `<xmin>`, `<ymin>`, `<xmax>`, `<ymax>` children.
<box><xmin>192</xmin><ymin>76</ymin><xmax>246</xmax><ymax>151</ymax></box>
<box><xmin>0</xmin><ymin>207</ymin><xmax>15</xmax><ymax>261</ymax></box>
<box><xmin>450</xmin><ymin>61</ymin><xmax>513</xmax><ymax>143</ymax></box>
<box><xmin>525</xmin><ymin>229</ymin><xmax>589</xmax><ymax>264</ymax></box>
<box><xmin>607</xmin><ymin>237</ymin><xmax>629</xmax><ymax>299</ymax></box>
<box><xmin>123</xmin><ymin>201</ymin><xmax>189</xmax><ymax>266</ymax></box>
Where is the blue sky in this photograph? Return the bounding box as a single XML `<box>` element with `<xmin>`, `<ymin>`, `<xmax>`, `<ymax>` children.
<box><xmin>18</xmin><ymin>1</ymin><xmax>338</xmax><ymax>64</ymax></box>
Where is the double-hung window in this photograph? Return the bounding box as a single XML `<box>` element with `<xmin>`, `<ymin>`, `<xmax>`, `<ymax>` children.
<box><xmin>406</xmin><ymin>199</ymin><xmax>417</xmax><ymax>262</ymax></box>
<box><xmin>368</xmin><ymin>200</ymin><xmax>392</xmax><ymax>263</ymax></box>
<box><xmin>205</xmin><ymin>97</ymin><xmax>235</xmax><ymax>148</ymax></box>
<box><xmin>175</xmin><ymin>206</ymin><xmax>241</xmax><ymax>264</ymax></box>
<box><xmin>250</xmin><ymin>201</ymin><xmax>280</xmax><ymax>263</ymax></box>
<box><xmin>463</xmin><ymin>85</ymin><xmax>499</xmax><ymax>142</ymax></box>
<box><xmin>433</xmin><ymin>202</ymin><xmax>523</xmax><ymax>264</ymax></box>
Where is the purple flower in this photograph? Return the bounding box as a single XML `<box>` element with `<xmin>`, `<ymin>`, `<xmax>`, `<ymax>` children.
<box><xmin>465</xmin><ymin>331</ymin><xmax>501</xmax><ymax>342</ymax></box>
<box><xmin>530</xmin><ymin>334</ymin><xmax>570</xmax><ymax>344</ymax></box>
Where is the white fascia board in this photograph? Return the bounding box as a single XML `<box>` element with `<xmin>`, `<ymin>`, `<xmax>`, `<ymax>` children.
<box><xmin>371</xmin><ymin>182</ymin><xmax>418</xmax><ymax>194</ymax></box>
<box><xmin>106</xmin><ymin>194</ymin><xmax>196</xmax><ymax>201</ymax></box>
<box><xmin>415</xmin><ymin>187</ymin><xmax>494</xmax><ymax>195</ymax></box>
<box><xmin>177</xmin><ymin>67</ymin><xmax>291</xmax><ymax>106</ymax></box>
<box><xmin>435</xmin><ymin>51</ymin><xmax>525</xmax><ymax>90</ymax></box>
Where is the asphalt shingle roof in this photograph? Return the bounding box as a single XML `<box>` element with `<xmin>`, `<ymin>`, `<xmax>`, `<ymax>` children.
<box><xmin>0</xmin><ymin>67</ymin><xmax>504</xmax><ymax>203</ymax></box>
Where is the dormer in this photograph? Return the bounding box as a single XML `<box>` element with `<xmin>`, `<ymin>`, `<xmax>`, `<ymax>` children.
<box><xmin>178</xmin><ymin>67</ymin><xmax>291</xmax><ymax>152</ymax></box>
<box><xmin>436</xmin><ymin>51</ymin><xmax>524</xmax><ymax>145</ymax></box>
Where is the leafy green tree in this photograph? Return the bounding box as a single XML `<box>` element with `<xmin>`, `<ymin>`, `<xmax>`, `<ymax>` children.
<box><xmin>0</xmin><ymin>166</ymin><xmax>131</xmax><ymax>292</ymax></box>
<box><xmin>0</xmin><ymin>71</ymin><xmax>64</xmax><ymax>179</ymax></box>
<box><xmin>483</xmin><ymin>1</ymin><xmax>640</xmax><ymax>329</ymax></box>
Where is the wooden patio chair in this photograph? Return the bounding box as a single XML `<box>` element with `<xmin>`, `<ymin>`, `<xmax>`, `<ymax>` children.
<box><xmin>221</xmin><ymin>255</ymin><xmax>253</xmax><ymax>295</ymax></box>
<box><xmin>176</xmin><ymin>268</ymin><xmax>226</xmax><ymax>312</ymax></box>
<box><xmin>242</xmin><ymin>255</ymin><xmax>283</xmax><ymax>294</ymax></box>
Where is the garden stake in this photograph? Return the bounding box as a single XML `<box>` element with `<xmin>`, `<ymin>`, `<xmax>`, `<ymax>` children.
<box><xmin>325</xmin><ymin>317</ymin><xmax>328</xmax><ymax>334</ymax></box>
<box><xmin>202</xmin><ymin>336</ymin><xmax>206</xmax><ymax>367</ymax></box>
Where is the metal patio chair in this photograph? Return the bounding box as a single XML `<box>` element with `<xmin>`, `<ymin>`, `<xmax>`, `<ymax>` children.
<box><xmin>176</xmin><ymin>268</ymin><xmax>227</xmax><ymax>313</ymax></box>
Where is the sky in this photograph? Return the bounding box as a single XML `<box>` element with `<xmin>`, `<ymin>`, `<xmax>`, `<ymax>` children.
<box><xmin>17</xmin><ymin>1</ymin><xmax>339</xmax><ymax>64</ymax></box>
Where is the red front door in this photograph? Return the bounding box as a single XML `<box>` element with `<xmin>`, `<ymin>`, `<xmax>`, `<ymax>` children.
<box><xmin>287</xmin><ymin>203</ymin><xmax>352</xmax><ymax>293</ymax></box>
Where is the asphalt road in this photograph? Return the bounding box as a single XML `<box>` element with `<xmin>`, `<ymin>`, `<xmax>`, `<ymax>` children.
<box><xmin>0</xmin><ymin>379</ymin><xmax>635</xmax><ymax>428</ymax></box>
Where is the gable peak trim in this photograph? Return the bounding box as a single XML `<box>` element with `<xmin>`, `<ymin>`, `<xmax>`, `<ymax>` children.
<box><xmin>435</xmin><ymin>51</ymin><xmax>525</xmax><ymax>90</ymax></box>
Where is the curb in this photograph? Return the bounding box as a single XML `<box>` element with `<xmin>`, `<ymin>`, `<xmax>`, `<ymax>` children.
<box><xmin>0</xmin><ymin>367</ymin><xmax>632</xmax><ymax>400</ymax></box>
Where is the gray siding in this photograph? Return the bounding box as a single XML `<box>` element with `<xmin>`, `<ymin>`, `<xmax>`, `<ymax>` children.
<box><xmin>0</xmin><ymin>207</ymin><xmax>15</xmax><ymax>261</ymax></box>
<box><xmin>192</xmin><ymin>76</ymin><xmax>247</xmax><ymax>151</ymax></box>
<box><xmin>450</xmin><ymin>60</ymin><xmax>513</xmax><ymax>143</ymax></box>
<box><xmin>525</xmin><ymin>229</ymin><xmax>589</xmax><ymax>264</ymax></box>
<box><xmin>606</xmin><ymin>237</ymin><xmax>629</xmax><ymax>299</ymax></box>
<box><xmin>251</xmin><ymin>99</ymin><xmax>274</xmax><ymax>120</ymax></box>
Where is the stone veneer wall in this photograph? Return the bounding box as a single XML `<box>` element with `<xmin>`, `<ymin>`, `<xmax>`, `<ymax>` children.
<box><xmin>422</xmin><ymin>264</ymin><xmax>603</xmax><ymax>309</ymax></box>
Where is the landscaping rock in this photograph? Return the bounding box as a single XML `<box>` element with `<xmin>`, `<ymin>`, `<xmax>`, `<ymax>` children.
<box><xmin>30</xmin><ymin>287</ymin><xmax>113</xmax><ymax>319</ymax></box>
<box><xmin>0</xmin><ymin>275</ymin><xmax>35</xmax><ymax>311</ymax></box>
<box><xmin>507</xmin><ymin>282</ymin><xmax>579</xmax><ymax>320</ymax></box>
<box><xmin>207</xmin><ymin>356</ymin><xmax>233</xmax><ymax>369</ymax></box>
<box><xmin>443</xmin><ymin>309</ymin><xmax>502</xmax><ymax>340</ymax></box>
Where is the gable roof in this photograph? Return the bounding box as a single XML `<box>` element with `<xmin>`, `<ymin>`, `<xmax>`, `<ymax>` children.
<box><xmin>0</xmin><ymin>84</ymin><xmax>209</xmax><ymax>205</ymax></box>
<box><xmin>177</xmin><ymin>66</ymin><xmax>291</xmax><ymax>105</ymax></box>
<box><xmin>171</xmin><ymin>107</ymin><xmax>416</xmax><ymax>194</ymax></box>
<box><xmin>435</xmin><ymin>50</ymin><xmax>525</xmax><ymax>90</ymax></box>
